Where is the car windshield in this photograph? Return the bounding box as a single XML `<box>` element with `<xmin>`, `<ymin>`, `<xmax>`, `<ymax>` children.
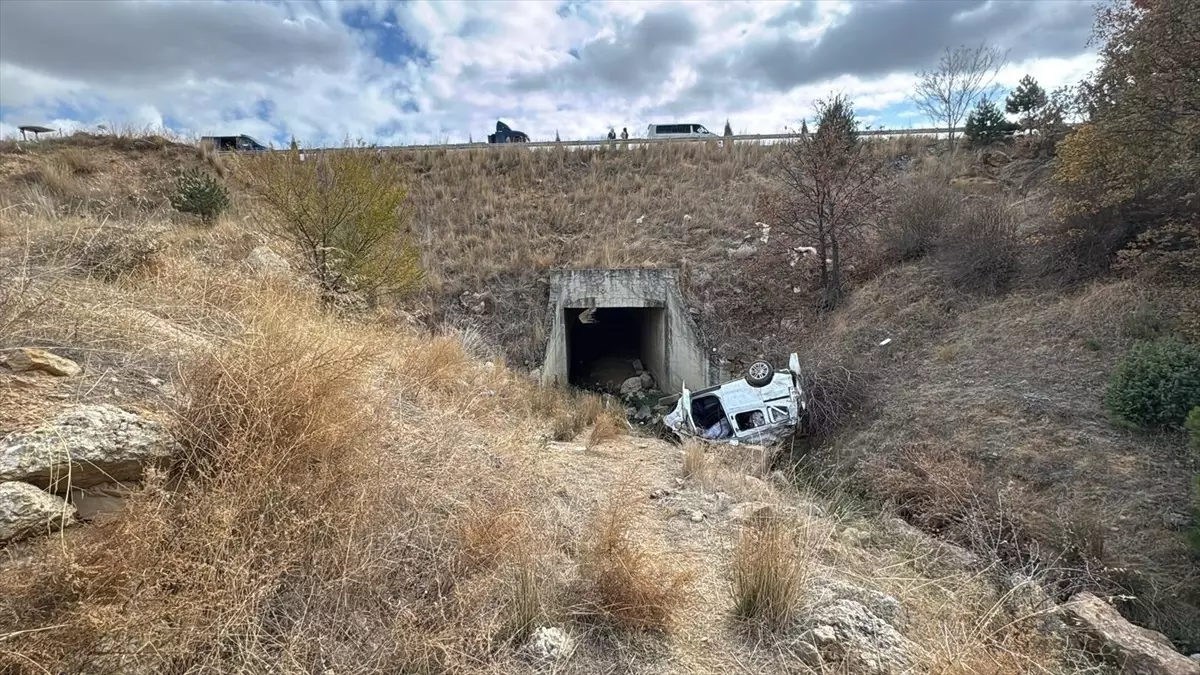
<box><xmin>242</xmin><ymin>135</ymin><xmax>265</xmax><ymax>148</ymax></box>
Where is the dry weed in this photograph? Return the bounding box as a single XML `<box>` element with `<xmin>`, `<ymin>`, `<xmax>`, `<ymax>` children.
<box><xmin>731</xmin><ymin>515</ymin><xmax>815</xmax><ymax>631</ymax></box>
<box><xmin>576</xmin><ymin>485</ymin><xmax>694</xmax><ymax>631</ymax></box>
<box><xmin>681</xmin><ymin>440</ymin><xmax>709</xmax><ymax>480</ymax></box>
<box><xmin>586</xmin><ymin>409</ymin><xmax>623</xmax><ymax>449</ymax></box>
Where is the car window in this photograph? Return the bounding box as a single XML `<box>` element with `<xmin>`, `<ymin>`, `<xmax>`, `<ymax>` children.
<box><xmin>767</xmin><ymin>405</ymin><xmax>790</xmax><ymax>423</ymax></box>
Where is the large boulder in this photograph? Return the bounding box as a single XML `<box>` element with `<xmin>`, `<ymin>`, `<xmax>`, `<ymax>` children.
<box><xmin>0</xmin><ymin>481</ymin><xmax>76</xmax><ymax>543</ymax></box>
<box><xmin>619</xmin><ymin>376</ymin><xmax>643</xmax><ymax>397</ymax></box>
<box><xmin>2</xmin><ymin>348</ymin><xmax>81</xmax><ymax>377</ymax></box>
<box><xmin>795</xmin><ymin>599</ymin><xmax>917</xmax><ymax>674</ymax></box>
<box><xmin>0</xmin><ymin>405</ymin><xmax>174</xmax><ymax>491</ymax></box>
<box><xmin>1060</xmin><ymin>592</ymin><xmax>1200</xmax><ymax>675</ymax></box>
<box><xmin>811</xmin><ymin>578</ymin><xmax>906</xmax><ymax>631</ymax></box>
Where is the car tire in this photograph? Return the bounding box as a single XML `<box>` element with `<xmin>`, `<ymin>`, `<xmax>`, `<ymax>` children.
<box><xmin>745</xmin><ymin>360</ymin><xmax>774</xmax><ymax>387</ymax></box>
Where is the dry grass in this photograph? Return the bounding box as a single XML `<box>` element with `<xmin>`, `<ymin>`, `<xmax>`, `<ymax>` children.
<box><xmin>586</xmin><ymin>409</ymin><xmax>624</xmax><ymax>449</ymax></box>
<box><xmin>730</xmin><ymin>515</ymin><xmax>815</xmax><ymax>631</ymax></box>
<box><xmin>575</xmin><ymin>484</ymin><xmax>695</xmax><ymax>631</ymax></box>
<box><xmin>681</xmin><ymin>440</ymin><xmax>709</xmax><ymax>480</ymax></box>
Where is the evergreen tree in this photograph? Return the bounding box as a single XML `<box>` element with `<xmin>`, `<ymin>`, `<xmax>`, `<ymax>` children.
<box><xmin>1005</xmin><ymin>74</ymin><xmax>1047</xmax><ymax>130</ymax></box>
<box><xmin>724</xmin><ymin>119</ymin><xmax>733</xmax><ymax>137</ymax></box>
<box><xmin>965</xmin><ymin>97</ymin><xmax>1017</xmax><ymax>146</ymax></box>
<box><xmin>800</xmin><ymin>119</ymin><xmax>809</xmax><ymax>136</ymax></box>
<box><xmin>814</xmin><ymin>94</ymin><xmax>858</xmax><ymax>150</ymax></box>
<box><xmin>555</xmin><ymin>129</ymin><xmax>561</xmax><ymax>143</ymax></box>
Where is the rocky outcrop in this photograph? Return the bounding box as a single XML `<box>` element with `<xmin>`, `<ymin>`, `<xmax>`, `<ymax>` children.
<box><xmin>811</xmin><ymin>578</ymin><xmax>907</xmax><ymax>631</ymax></box>
<box><xmin>0</xmin><ymin>481</ymin><xmax>75</xmax><ymax>543</ymax></box>
<box><xmin>245</xmin><ymin>245</ymin><xmax>290</xmax><ymax>276</ymax></box>
<box><xmin>0</xmin><ymin>405</ymin><xmax>174</xmax><ymax>491</ymax></box>
<box><xmin>795</xmin><ymin>598</ymin><xmax>917</xmax><ymax>674</ymax></box>
<box><xmin>2</xmin><ymin>348</ymin><xmax>81</xmax><ymax>377</ymax></box>
<box><xmin>1061</xmin><ymin>592</ymin><xmax>1200</xmax><ymax>675</ymax></box>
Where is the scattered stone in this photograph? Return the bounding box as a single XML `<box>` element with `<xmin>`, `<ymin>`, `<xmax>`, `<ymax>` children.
<box><xmin>0</xmin><ymin>481</ymin><xmax>75</xmax><ymax>543</ymax></box>
<box><xmin>244</xmin><ymin>245</ymin><xmax>289</xmax><ymax>275</ymax></box>
<box><xmin>458</xmin><ymin>290</ymin><xmax>493</xmax><ymax>315</ymax></box>
<box><xmin>2</xmin><ymin>348</ymin><xmax>81</xmax><ymax>377</ymax></box>
<box><xmin>639</xmin><ymin>372</ymin><xmax>654</xmax><ymax>389</ymax></box>
<box><xmin>1060</xmin><ymin>592</ymin><xmax>1200</xmax><ymax>675</ymax></box>
<box><xmin>619</xmin><ymin>376</ymin><xmax>643</xmax><ymax>397</ymax></box>
<box><xmin>649</xmin><ymin>489</ymin><xmax>671</xmax><ymax>500</ymax></box>
<box><xmin>631</xmin><ymin>359</ymin><xmax>644</xmax><ymax>373</ymax></box>
<box><xmin>743</xmin><ymin>474</ymin><xmax>767</xmax><ymax>491</ymax></box>
<box><xmin>690</xmin><ymin>510</ymin><xmax>705</xmax><ymax>522</ymax></box>
<box><xmin>523</xmin><ymin>625</ymin><xmax>574</xmax><ymax>660</ymax></box>
<box><xmin>0</xmin><ymin>405</ymin><xmax>175</xmax><ymax>491</ymax></box>
<box><xmin>634</xmin><ymin>405</ymin><xmax>652</xmax><ymax>422</ymax></box>
<box><xmin>796</xmin><ymin>599</ymin><xmax>917</xmax><ymax>675</ymax></box>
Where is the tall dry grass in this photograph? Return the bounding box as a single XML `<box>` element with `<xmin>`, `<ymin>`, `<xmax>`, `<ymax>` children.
<box><xmin>730</xmin><ymin>515</ymin><xmax>819</xmax><ymax>631</ymax></box>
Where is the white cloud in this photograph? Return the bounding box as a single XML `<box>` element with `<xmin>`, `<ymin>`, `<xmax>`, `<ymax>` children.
<box><xmin>0</xmin><ymin>0</ymin><xmax>1100</xmax><ymax>146</ymax></box>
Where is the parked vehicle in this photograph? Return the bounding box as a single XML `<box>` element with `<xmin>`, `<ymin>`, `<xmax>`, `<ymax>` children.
<box><xmin>646</xmin><ymin>123</ymin><xmax>717</xmax><ymax>139</ymax></box>
<box><xmin>487</xmin><ymin>120</ymin><xmax>529</xmax><ymax>144</ymax></box>
<box><xmin>661</xmin><ymin>354</ymin><xmax>805</xmax><ymax>446</ymax></box>
<box><xmin>200</xmin><ymin>135</ymin><xmax>269</xmax><ymax>152</ymax></box>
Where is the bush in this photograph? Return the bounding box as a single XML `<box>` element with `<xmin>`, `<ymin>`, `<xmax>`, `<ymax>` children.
<box><xmin>877</xmin><ymin>180</ymin><xmax>961</xmax><ymax>264</ymax></box>
<box><xmin>243</xmin><ymin>147</ymin><xmax>423</xmax><ymax>303</ymax></box>
<box><xmin>32</xmin><ymin>223</ymin><xmax>164</xmax><ymax>281</ymax></box>
<box><xmin>169</xmin><ymin>168</ymin><xmax>230</xmax><ymax>224</ymax></box>
<box><xmin>731</xmin><ymin>516</ymin><xmax>812</xmax><ymax>630</ymax></box>
<box><xmin>935</xmin><ymin>198</ymin><xmax>1019</xmax><ymax>295</ymax></box>
<box><xmin>964</xmin><ymin>98</ymin><xmax>1018</xmax><ymax>147</ymax></box>
<box><xmin>1105</xmin><ymin>339</ymin><xmax>1200</xmax><ymax>431</ymax></box>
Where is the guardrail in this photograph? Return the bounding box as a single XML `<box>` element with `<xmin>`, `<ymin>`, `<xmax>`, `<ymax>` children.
<box><xmin>247</xmin><ymin>127</ymin><xmax>958</xmax><ymax>156</ymax></box>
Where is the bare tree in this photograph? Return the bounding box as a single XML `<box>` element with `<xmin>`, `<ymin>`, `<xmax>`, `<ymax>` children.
<box><xmin>912</xmin><ymin>44</ymin><xmax>1008</xmax><ymax>142</ymax></box>
<box><xmin>760</xmin><ymin>94</ymin><xmax>885</xmax><ymax>310</ymax></box>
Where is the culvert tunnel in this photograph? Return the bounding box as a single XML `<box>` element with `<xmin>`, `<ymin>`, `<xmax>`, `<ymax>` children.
<box><xmin>541</xmin><ymin>269</ymin><xmax>722</xmax><ymax>394</ymax></box>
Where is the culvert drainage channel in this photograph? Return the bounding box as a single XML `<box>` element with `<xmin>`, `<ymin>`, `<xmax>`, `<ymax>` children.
<box><xmin>540</xmin><ymin>268</ymin><xmax>723</xmax><ymax>401</ymax></box>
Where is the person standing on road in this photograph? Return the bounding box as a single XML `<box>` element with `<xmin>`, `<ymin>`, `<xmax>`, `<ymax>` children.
<box><xmin>620</xmin><ymin>127</ymin><xmax>629</xmax><ymax>140</ymax></box>
<box><xmin>607</xmin><ymin>128</ymin><xmax>617</xmax><ymax>140</ymax></box>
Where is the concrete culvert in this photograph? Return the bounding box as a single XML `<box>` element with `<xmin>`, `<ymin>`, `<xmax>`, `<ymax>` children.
<box><xmin>541</xmin><ymin>269</ymin><xmax>722</xmax><ymax>394</ymax></box>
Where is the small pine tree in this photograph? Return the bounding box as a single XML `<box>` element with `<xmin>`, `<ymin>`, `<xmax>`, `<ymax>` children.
<box><xmin>289</xmin><ymin>136</ymin><xmax>299</xmax><ymax>152</ymax></box>
<box><xmin>724</xmin><ymin>119</ymin><xmax>733</xmax><ymax>137</ymax></box>
<box><xmin>799</xmin><ymin>119</ymin><xmax>809</xmax><ymax>136</ymax></box>
<box><xmin>170</xmin><ymin>168</ymin><xmax>230</xmax><ymax>224</ymax></box>
<box><xmin>1005</xmin><ymin>75</ymin><xmax>1047</xmax><ymax>130</ymax></box>
<box><xmin>555</xmin><ymin>129</ymin><xmax>561</xmax><ymax>143</ymax></box>
<box><xmin>964</xmin><ymin>98</ymin><xmax>1016</xmax><ymax>147</ymax></box>
<box><xmin>814</xmin><ymin>95</ymin><xmax>858</xmax><ymax>149</ymax></box>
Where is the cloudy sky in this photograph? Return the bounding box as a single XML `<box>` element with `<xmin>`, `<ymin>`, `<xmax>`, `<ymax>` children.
<box><xmin>0</xmin><ymin>0</ymin><xmax>1099</xmax><ymax>146</ymax></box>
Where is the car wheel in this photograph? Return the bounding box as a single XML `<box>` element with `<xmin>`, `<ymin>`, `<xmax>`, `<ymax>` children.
<box><xmin>745</xmin><ymin>360</ymin><xmax>774</xmax><ymax>387</ymax></box>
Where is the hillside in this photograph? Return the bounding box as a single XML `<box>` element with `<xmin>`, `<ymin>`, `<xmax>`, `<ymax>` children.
<box><xmin>0</xmin><ymin>133</ymin><xmax>1197</xmax><ymax>674</ymax></box>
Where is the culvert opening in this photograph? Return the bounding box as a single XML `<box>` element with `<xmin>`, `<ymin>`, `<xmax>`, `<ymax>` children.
<box><xmin>566</xmin><ymin>306</ymin><xmax>665</xmax><ymax>392</ymax></box>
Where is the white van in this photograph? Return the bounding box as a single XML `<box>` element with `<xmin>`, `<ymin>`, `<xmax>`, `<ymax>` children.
<box><xmin>646</xmin><ymin>123</ymin><xmax>717</xmax><ymax>139</ymax></box>
<box><xmin>661</xmin><ymin>354</ymin><xmax>805</xmax><ymax>446</ymax></box>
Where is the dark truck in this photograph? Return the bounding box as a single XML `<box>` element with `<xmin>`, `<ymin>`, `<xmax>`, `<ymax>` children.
<box><xmin>200</xmin><ymin>135</ymin><xmax>269</xmax><ymax>152</ymax></box>
<box><xmin>487</xmin><ymin>120</ymin><xmax>529</xmax><ymax>144</ymax></box>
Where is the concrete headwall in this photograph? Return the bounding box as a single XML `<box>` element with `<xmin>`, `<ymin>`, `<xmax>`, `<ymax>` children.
<box><xmin>541</xmin><ymin>268</ymin><xmax>721</xmax><ymax>393</ymax></box>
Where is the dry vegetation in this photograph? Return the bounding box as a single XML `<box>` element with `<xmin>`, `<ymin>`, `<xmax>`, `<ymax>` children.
<box><xmin>0</xmin><ymin>132</ymin><xmax>1110</xmax><ymax>673</ymax></box>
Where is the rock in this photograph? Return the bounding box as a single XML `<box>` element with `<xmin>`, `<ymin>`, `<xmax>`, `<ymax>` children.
<box><xmin>635</xmin><ymin>405</ymin><xmax>652</xmax><ymax>421</ymax></box>
<box><xmin>639</xmin><ymin>372</ymin><xmax>654</xmax><ymax>389</ymax></box>
<box><xmin>836</xmin><ymin>526</ymin><xmax>873</xmax><ymax>548</ymax></box>
<box><xmin>949</xmin><ymin>176</ymin><xmax>1002</xmax><ymax>193</ymax></box>
<box><xmin>524</xmin><ymin>625</ymin><xmax>574</xmax><ymax>660</ymax></box>
<box><xmin>2</xmin><ymin>348</ymin><xmax>81</xmax><ymax>377</ymax></box>
<box><xmin>619</xmin><ymin>376</ymin><xmax>643</xmax><ymax>396</ymax></box>
<box><xmin>244</xmin><ymin>245</ymin><xmax>289</xmax><ymax>275</ymax></box>
<box><xmin>649</xmin><ymin>489</ymin><xmax>671</xmax><ymax>500</ymax></box>
<box><xmin>690</xmin><ymin>510</ymin><xmax>706</xmax><ymax>523</ymax></box>
<box><xmin>1060</xmin><ymin>592</ymin><xmax>1200</xmax><ymax>675</ymax></box>
<box><xmin>811</xmin><ymin>578</ymin><xmax>906</xmax><ymax>630</ymax></box>
<box><xmin>884</xmin><ymin>517</ymin><xmax>981</xmax><ymax>570</ymax></box>
<box><xmin>0</xmin><ymin>481</ymin><xmax>76</xmax><ymax>543</ymax></box>
<box><xmin>729</xmin><ymin>501</ymin><xmax>780</xmax><ymax>523</ymax></box>
<box><xmin>796</xmin><ymin>599</ymin><xmax>917</xmax><ymax>674</ymax></box>
<box><xmin>0</xmin><ymin>405</ymin><xmax>175</xmax><ymax>491</ymax></box>
<box><xmin>631</xmin><ymin>359</ymin><xmax>644</xmax><ymax>373</ymax></box>
<box><xmin>69</xmin><ymin>481</ymin><xmax>136</xmax><ymax>522</ymax></box>
<box><xmin>1004</xmin><ymin>573</ymin><xmax>1069</xmax><ymax>636</ymax></box>
<box><xmin>1161</xmin><ymin>511</ymin><xmax>1190</xmax><ymax>530</ymax></box>
<box><xmin>458</xmin><ymin>291</ymin><xmax>493</xmax><ymax>315</ymax></box>
<box><xmin>727</xmin><ymin>243</ymin><xmax>758</xmax><ymax>259</ymax></box>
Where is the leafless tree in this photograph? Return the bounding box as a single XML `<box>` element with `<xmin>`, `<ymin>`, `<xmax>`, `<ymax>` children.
<box><xmin>912</xmin><ymin>43</ymin><xmax>1008</xmax><ymax>142</ymax></box>
<box><xmin>759</xmin><ymin>94</ymin><xmax>885</xmax><ymax>310</ymax></box>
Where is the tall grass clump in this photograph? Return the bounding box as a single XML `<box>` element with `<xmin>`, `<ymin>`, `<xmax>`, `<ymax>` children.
<box><xmin>935</xmin><ymin>198</ymin><xmax>1019</xmax><ymax>295</ymax></box>
<box><xmin>243</xmin><ymin>145</ymin><xmax>423</xmax><ymax>304</ymax></box>
<box><xmin>878</xmin><ymin>178</ymin><xmax>961</xmax><ymax>264</ymax></box>
<box><xmin>731</xmin><ymin>515</ymin><xmax>813</xmax><ymax>631</ymax></box>
<box><xmin>1105</xmin><ymin>338</ymin><xmax>1200</xmax><ymax>431</ymax></box>
<box><xmin>576</xmin><ymin>487</ymin><xmax>694</xmax><ymax>631</ymax></box>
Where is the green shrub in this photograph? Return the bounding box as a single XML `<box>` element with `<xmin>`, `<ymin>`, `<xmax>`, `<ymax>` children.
<box><xmin>170</xmin><ymin>168</ymin><xmax>230</xmax><ymax>224</ymax></box>
<box><xmin>1105</xmin><ymin>339</ymin><xmax>1200</xmax><ymax>430</ymax></box>
<box><xmin>242</xmin><ymin>146</ymin><xmax>423</xmax><ymax>303</ymax></box>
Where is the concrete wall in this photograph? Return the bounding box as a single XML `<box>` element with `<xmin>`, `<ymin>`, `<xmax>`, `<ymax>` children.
<box><xmin>541</xmin><ymin>268</ymin><xmax>721</xmax><ymax>393</ymax></box>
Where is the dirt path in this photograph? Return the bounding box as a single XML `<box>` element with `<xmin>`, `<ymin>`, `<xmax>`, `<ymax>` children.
<box><xmin>539</xmin><ymin>434</ymin><xmax>810</xmax><ymax>674</ymax></box>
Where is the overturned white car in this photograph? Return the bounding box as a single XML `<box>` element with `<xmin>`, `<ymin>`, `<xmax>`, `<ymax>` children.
<box><xmin>662</xmin><ymin>354</ymin><xmax>805</xmax><ymax>445</ymax></box>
